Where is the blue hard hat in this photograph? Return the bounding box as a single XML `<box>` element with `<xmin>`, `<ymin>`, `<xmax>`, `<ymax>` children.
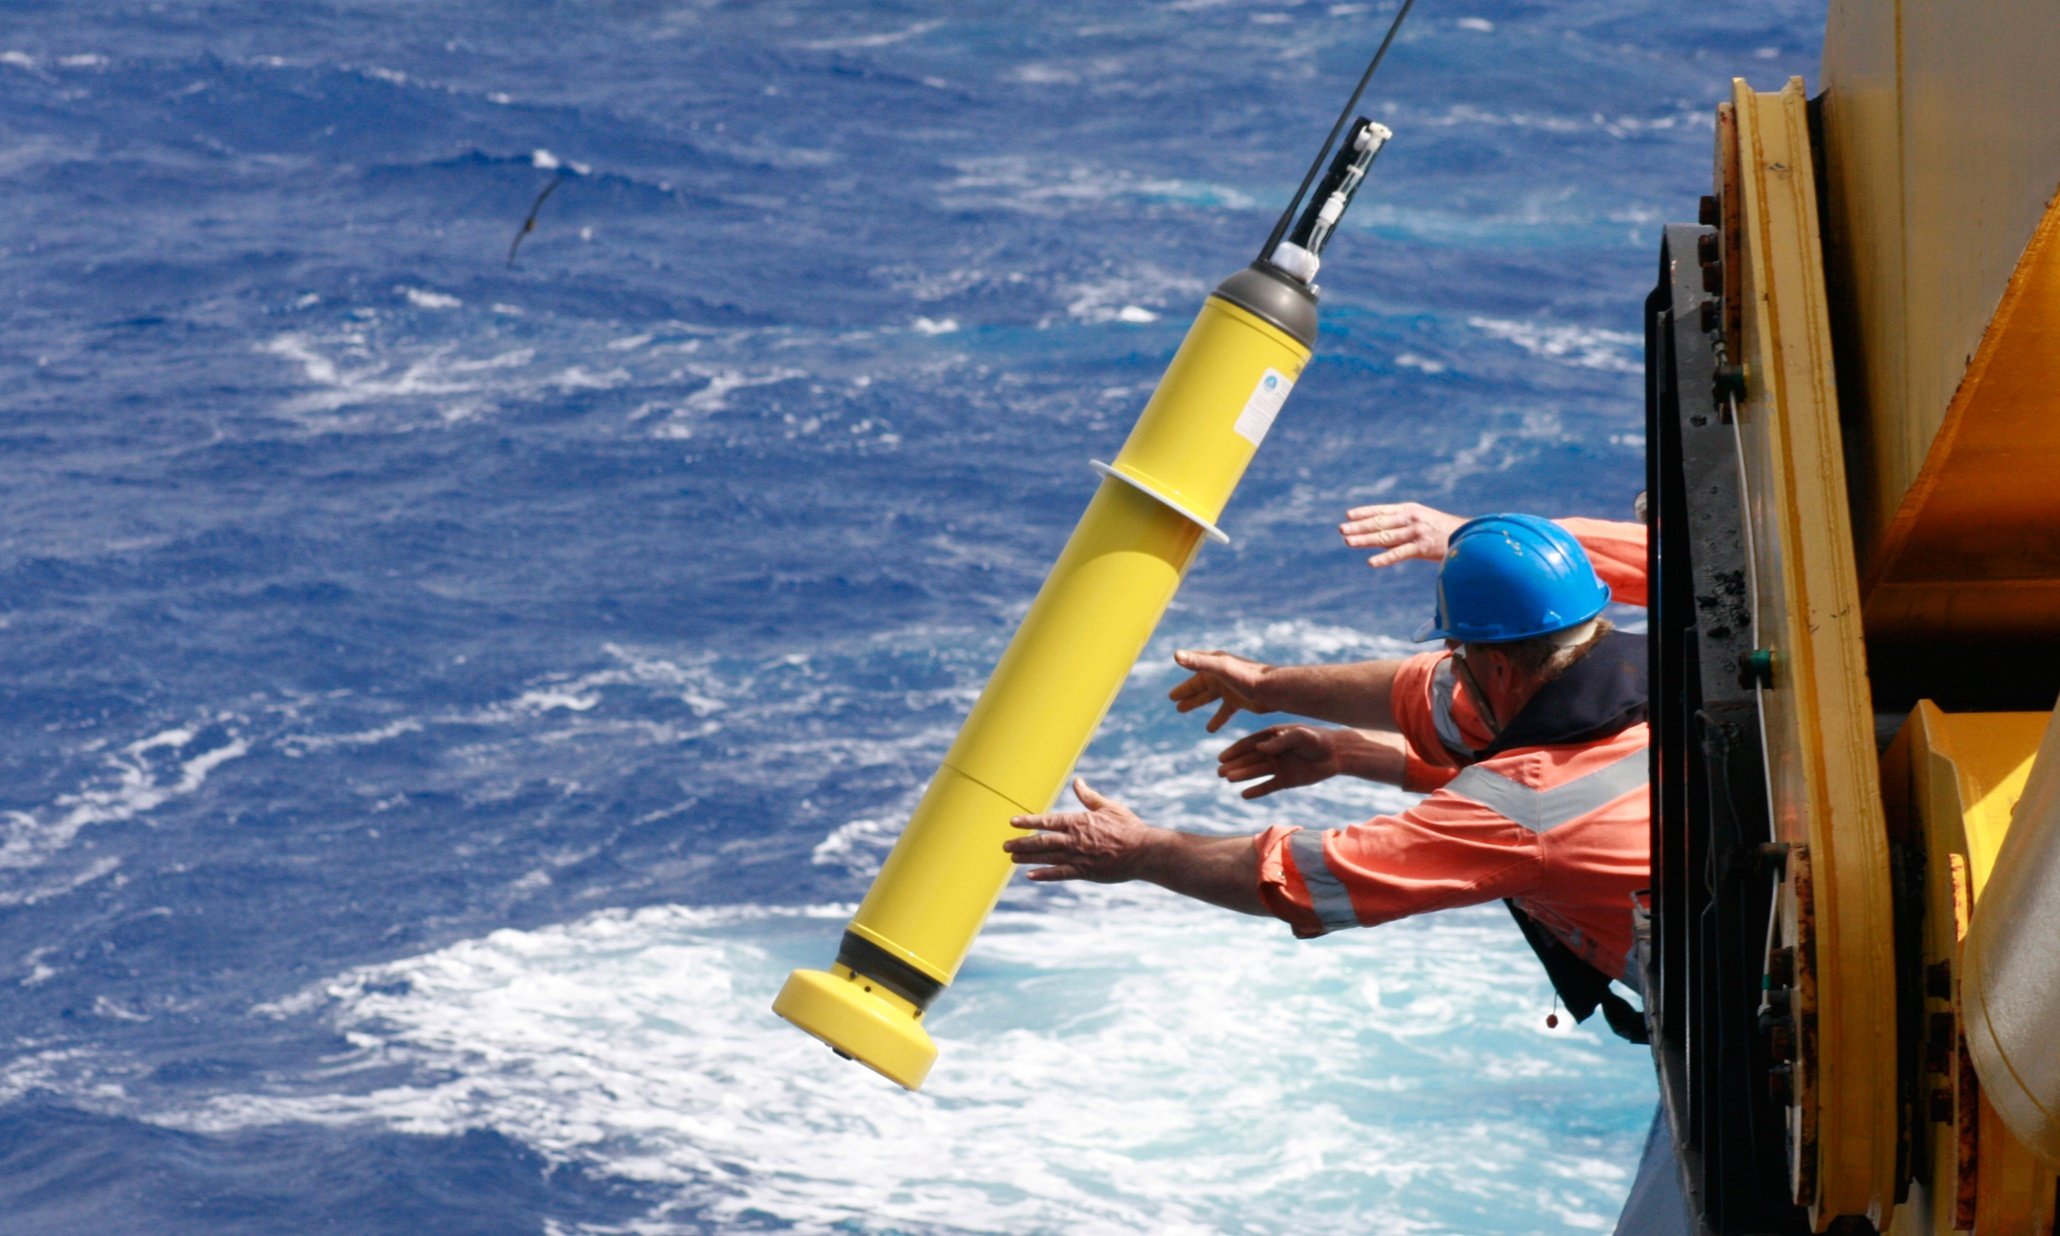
<box><xmin>1413</xmin><ymin>514</ymin><xmax>1611</xmax><ymax>643</ymax></box>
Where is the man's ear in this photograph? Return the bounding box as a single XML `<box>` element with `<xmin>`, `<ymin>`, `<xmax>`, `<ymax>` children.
<box><xmin>1473</xmin><ymin>645</ymin><xmax>1517</xmax><ymax>687</ymax></box>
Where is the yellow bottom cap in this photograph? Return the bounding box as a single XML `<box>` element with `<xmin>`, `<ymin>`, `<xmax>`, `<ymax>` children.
<box><xmin>773</xmin><ymin>968</ymin><xmax>938</xmax><ymax>1091</ymax></box>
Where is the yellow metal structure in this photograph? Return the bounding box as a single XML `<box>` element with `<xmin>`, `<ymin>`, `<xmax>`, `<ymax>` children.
<box><xmin>775</xmin><ymin>288</ymin><xmax>1312</xmax><ymax>1089</ymax></box>
<box><xmin>1819</xmin><ymin>0</ymin><xmax>2060</xmax><ymax>641</ymax></box>
<box><xmin>1881</xmin><ymin>705</ymin><xmax>2057</xmax><ymax>1236</ymax></box>
<box><xmin>1801</xmin><ymin>4</ymin><xmax>2060</xmax><ymax>1226</ymax></box>
<box><xmin>1856</xmin><ymin>200</ymin><xmax>2060</xmax><ymax>643</ymax></box>
<box><xmin>1726</xmin><ymin>77</ymin><xmax>1900</xmax><ymax>1228</ymax></box>
<box><xmin>1961</xmin><ymin>701</ymin><xmax>2060</xmax><ymax>1174</ymax></box>
<box><xmin>1665</xmin><ymin>5</ymin><xmax>2060</xmax><ymax>1225</ymax></box>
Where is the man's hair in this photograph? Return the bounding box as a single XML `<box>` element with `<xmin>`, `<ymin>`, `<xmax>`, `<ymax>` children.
<box><xmin>1475</xmin><ymin>617</ymin><xmax>1614</xmax><ymax>683</ymax></box>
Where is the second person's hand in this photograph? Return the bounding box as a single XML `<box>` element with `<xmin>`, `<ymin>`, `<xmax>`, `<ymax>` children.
<box><xmin>1214</xmin><ymin>724</ymin><xmax>1343</xmax><ymax>799</ymax></box>
<box><xmin>1168</xmin><ymin>649</ymin><xmax>1275</xmax><ymax>733</ymax></box>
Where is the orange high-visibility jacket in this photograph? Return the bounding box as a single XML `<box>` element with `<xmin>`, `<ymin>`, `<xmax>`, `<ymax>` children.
<box><xmin>1252</xmin><ymin>519</ymin><xmax>1649</xmax><ymax>983</ymax></box>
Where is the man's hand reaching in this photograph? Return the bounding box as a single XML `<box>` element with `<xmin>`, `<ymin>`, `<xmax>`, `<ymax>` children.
<box><xmin>1215</xmin><ymin>724</ymin><xmax>1409</xmax><ymax>796</ymax></box>
<box><xmin>1168</xmin><ymin>649</ymin><xmax>1274</xmax><ymax>733</ymax></box>
<box><xmin>1005</xmin><ymin>778</ymin><xmax>1159</xmax><ymax>883</ymax></box>
<box><xmin>1005</xmin><ymin>778</ymin><xmax>1266</xmax><ymax>915</ymax></box>
<box><xmin>1214</xmin><ymin>725</ymin><xmax>1343</xmax><ymax>799</ymax></box>
<box><xmin>1339</xmin><ymin>501</ymin><xmax>1465</xmax><ymax>569</ymax></box>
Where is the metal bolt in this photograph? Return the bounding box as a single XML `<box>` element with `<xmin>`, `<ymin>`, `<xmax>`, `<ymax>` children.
<box><xmin>1925</xmin><ymin>1012</ymin><xmax>1955</xmax><ymax>1075</ymax></box>
<box><xmin>1699</xmin><ymin>298</ymin><xmax>1721</xmax><ymax>334</ymax></box>
<box><xmin>1765</xmin><ymin>1016</ymin><xmax>1796</xmax><ymax>1063</ymax></box>
<box><xmin>1768</xmin><ymin>946</ymin><xmax>1795</xmax><ymax>988</ymax></box>
<box><xmin>1717</xmin><ymin>364</ymin><xmax>1748</xmax><ymax>401</ymax></box>
<box><xmin>1699</xmin><ymin>195</ymin><xmax>1721</xmax><ymax>226</ymax></box>
<box><xmin>1925</xmin><ymin>960</ymin><xmax>1952</xmax><ymax>1001</ymax></box>
<box><xmin>1698</xmin><ymin>232</ymin><xmax>1721</xmax><ymax>265</ymax></box>
<box><xmin>1929</xmin><ymin>1088</ymin><xmax>1955</xmax><ymax>1124</ymax></box>
<box><xmin>1739</xmin><ymin>647</ymin><xmax>1775</xmax><ymax>689</ymax></box>
<box><xmin>1768</xmin><ymin>1064</ymin><xmax>1794</xmax><ymax>1106</ymax></box>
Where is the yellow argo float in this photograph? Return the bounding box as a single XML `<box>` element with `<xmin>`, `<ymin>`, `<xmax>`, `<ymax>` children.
<box><xmin>775</xmin><ymin>119</ymin><xmax>1394</xmax><ymax>1089</ymax></box>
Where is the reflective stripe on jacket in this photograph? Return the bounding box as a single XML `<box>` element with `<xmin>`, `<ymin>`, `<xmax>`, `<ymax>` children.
<box><xmin>1254</xmin><ymin>721</ymin><xmax>1649</xmax><ymax>982</ymax></box>
<box><xmin>1253</xmin><ymin>516</ymin><xmax>1652</xmax><ymax>984</ymax></box>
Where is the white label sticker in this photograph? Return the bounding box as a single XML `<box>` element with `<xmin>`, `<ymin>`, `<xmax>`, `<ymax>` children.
<box><xmin>1233</xmin><ymin>368</ymin><xmax>1293</xmax><ymax>446</ymax></box>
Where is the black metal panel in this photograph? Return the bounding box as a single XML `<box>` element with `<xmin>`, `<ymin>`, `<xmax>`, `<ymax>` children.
<box><xmin>1646</xmin><ymin>223</ymin><xmax>1811</xmax><ymax>1235</ymax></box>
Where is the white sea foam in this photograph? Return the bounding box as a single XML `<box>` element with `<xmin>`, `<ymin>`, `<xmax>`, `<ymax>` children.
<box><xmin>20</xmin><ymin>945</ymin><xmax>60</xmax><ymax>987</ymax></box>
<box><xmin>443</xmin><ymin>645</ymin><xmax>757</xmax><ymax>746</ymax></box>
<box><xmin>281</xmin><ymin>720</ymin><xmax>425</xmax><ymax>756</ymax></box>
<box><xmin>165</xmin><ymin>891</ymin><xmax>1647</xmax><ymax>1233</ymax></box>
<box><xmin>515</xmin><ymin>687</ymin><xmax>602</xmax><ymax>714</ymax></box>
<box><xmin>260</xmin><ymin>331</ymin><xmax>540</xmax><ymax>430</ymax></box>
<box><xmin>3</xmin><ymin>856</ymin><xmax>123</xmax><ymax>910</ymax></box>
<box><xmin>798</xmin><ymin>20</ymin><xmax>943</xmax><ymax>51</ymax></box>
<box><xmin>550</xmin><ymin>365</ymin><xmax>630</xmax><ymax>391</ymax></box>
<box><xmin>526</xmin><ymin>147</ymin><xmax>592</xmax><ymax>174</ymax></box>
<box><xmin>0</xmin><ymin>726</ymin><xmax>250</xmax><ymax>894</ymax></box>
<box><xmin>1467</xmin><ymin>317</ymin><xmax>1642</xmax><ymax>374</ymax></box>
<box><xmin>647</xmin><ymin>364</ymin><xmax>809</xmax><ymax>438</ymax></box>
<box><xmin>1060</xmin><ymin>269</ymin><xmax>1196</xmax><ymax>327</ymax></box>
<box><xmin>400</xmin><ymin>286</ymin><xmax>461</xmax><ymax>310</ymax></box>
<box><xmin>0</xmin><ymin>1047</ymin><xmax>118</xmax><ymax>1106</ymax></box>
<box><xmin>1402</xmin><ymin>408</ymin><xmax>1588</xmax><ymax>493</ymax></box>
<box><xmin>1145</xmin><ymin>617</ymin><xmax>1413</xmax><ymax>673</ymax></box>
<box><xmin>943</xmin><ymin>155</ymin><xmax>1254</xmax><ymax>218</ymax></box>
<box><xmin>5</xmin><ymin>628</ymin><xmax>1649</xmax><ymax>1231</ymax></box>
<box><xmin>808</xmin><ymin>816</ymin><xmax>902</xmax><ymax>878</ymax></box>
<box><xmin>1407</xmin><ymin>102</ymin><xmax>1704</xmax><ymax>142</ymax></box>
<box><xmin>1007</xmin><ymin>62</ymin><xmax>1080</xmax><ymax>86</ymax></box>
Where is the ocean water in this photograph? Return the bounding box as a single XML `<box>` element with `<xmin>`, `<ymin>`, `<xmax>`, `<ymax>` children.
<box><xmin>0</xmin><ymin>2</ymin><xmax>1825</xmax><ymax>1232</ymax></box>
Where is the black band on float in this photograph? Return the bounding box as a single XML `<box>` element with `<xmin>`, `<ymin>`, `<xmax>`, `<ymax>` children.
<box><xmin>835</xmin><ymin>931</ymin><xmax>944</xmax><ymax>1013</ymax></box>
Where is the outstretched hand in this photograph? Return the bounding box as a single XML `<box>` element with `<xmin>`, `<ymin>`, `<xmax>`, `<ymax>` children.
<box><xmin>1215</xmin><ymin>724</ymin><xmax>1342</xmax><ymax>799</ymax></box>
<box><xmin>1168</xmin><ymin>649</ymin><xmax>1273</xmax><ymax>733</ymax></box>
<box><xmin>1005</xmin><ymin>778</ymin><xmax>1158</xmax><ymax>883</ymax></box>
<box><xmin>1339</xmin><ymin>501</ymin><xmax>1465</xmax><ymax>569</ymax></box>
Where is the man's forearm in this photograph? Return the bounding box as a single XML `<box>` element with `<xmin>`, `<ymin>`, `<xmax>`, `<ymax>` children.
<box><xmin>1135</xmin><ymin>830</ymin><xmax>1268</xmax><ymax>916</ymax></box>
<box><xmin>1331</xmin><ymin>727</ymin><xmax>1409</xmax><ymax>786</ymax></box>
<box><xmin>1257</xmin><ymin>659</ymin><xmax>1403</xmax><ymax>731</ymax></box>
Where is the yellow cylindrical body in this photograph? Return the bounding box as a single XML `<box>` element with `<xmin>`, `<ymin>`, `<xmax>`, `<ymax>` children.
<box><xmin>774</xmin><ymin>284</ymin><xmax>1312</xmax><ymax>1089</ymax></box>
<box><xmin>848</xmin><ymin>479</ymin><xmax>1206</xmax><ymax>970</ymax></box>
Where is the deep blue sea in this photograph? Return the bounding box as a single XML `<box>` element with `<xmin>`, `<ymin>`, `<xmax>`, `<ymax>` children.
<box><xmin>1</xmin><ymin>3</ymin><xmax>1824</xmax><ymax>1231</ymax></box>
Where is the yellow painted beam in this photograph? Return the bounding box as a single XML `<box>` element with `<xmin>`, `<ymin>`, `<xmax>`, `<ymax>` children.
<box><xmin>1882</xmin><ymin>705</ymin><xmax>2058</xmax><ymax>1236</ymax></box>
<box><xmin>1863</xmin><ymin>198</ymin><xmax>2060</xmax><ymax>641</ymax></box>
<box><xmin>1729</xmin><ymin>77</ymin><xmax>1900</xmax><ymax>1230</ymax></box>
<box><xmin>1963</xmin><ymin>698</ymin><xmax>2060</xmax><ymax>1176</ymax></box>
<box><xmin>1818</xmin><ymin>0</ymin><xmax>2060</xmax><ymax>644</ymax></box>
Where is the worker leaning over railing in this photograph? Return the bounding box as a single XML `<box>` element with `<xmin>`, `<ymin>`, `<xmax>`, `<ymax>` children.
<box><xmin>1004</xmin><ymin>500</ymin><xmax>1688</xmax><ymax>1235</ymax></box>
